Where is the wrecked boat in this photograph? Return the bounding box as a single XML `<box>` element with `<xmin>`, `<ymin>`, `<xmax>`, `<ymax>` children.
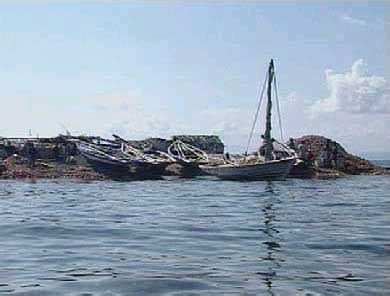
<box><xmin>75</xmin><ymin>141</ymin><xmax>165</xmax><ymax>180</ymax></box>
<box><xmin>165</xmin><ymin>139</ymin><xmax>210</xmax><ymax>177</ymax></box>
<box><xmin>113</xmin><ymin>134</ymin><xmax>176</xmax><ymax>165</ymax></box>
<box><xmin>167</xmin><ymin>139</ymin><xmax>209</xmax><ymax>164</ymax></box>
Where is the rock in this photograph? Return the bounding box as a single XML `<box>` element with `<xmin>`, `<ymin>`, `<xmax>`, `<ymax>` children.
<box><xmin>1</xmin><ymin>134</ymin><xmax>385</xmax><ymax>180</ymax></box>
<box><xmin>292</xmin><ymin>135</ymin><xmax>383</xmax><ymax>175</ymax></box>
<box><xmin>172</xmin><ymin>135</ymin><xmax>224</xmax><ymax>154</ymax></box>
<box><xmin>3</xmin><ymin>154</ymin><xmax>29</xmax><ymax>166</ymax></box>
<box><xmin>0</xmin><ymin>156</ymin><xmax>106</xmax><ymax>180</ymax></box>
<box><xmin>126</xmin><ymin>137</ymin><xmax>170</xmax><ymax>152</ymax></box>
<box><xmin>121</xmin><ymin>135</ymin><xmax>224</xmax><ymax>154</ymax></box>
<box><xmin>0</xmin><ymin>161</ymin><xmax>6</xmax><ymax>174</ymax></box>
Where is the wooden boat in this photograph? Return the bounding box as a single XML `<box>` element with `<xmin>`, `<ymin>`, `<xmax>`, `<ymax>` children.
<box><xmin>167</xmin><ymin>139</ymin><xmax>209</xmax><ymax>164</ymax></box>
<box><xmin>113</xmin><ymin>134</ymin><xmax>176</xmax><ymax>165</ymax></box>
<box><xmin>113</xmin><ymin>134</ymin><xmax>176</xmax><ymax>176</ymax></box>
<box><xmin>76</xmin><ymin>141</ymin><xmax>164</xmax><ymax>180</ymax></box>
<box><xmin>165</xmin><ymin>139</ymin><xmax>209</xmax><ymax>177</ymax></box>
<box><xmin>201</xmin><ymin>157</ymin><xmax>296</xmax><ymax>180</ymax></box>
<box><xmin>200</xmin><ymin>59</ymin><xmax>297</xmax><ymax>180</ymax></box>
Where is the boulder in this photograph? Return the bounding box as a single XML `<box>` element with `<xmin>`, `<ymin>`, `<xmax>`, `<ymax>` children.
<box><xmin>0</xmin><ymin>161</ymin><xmax>6</xmax><ymax>174</ymax></box>
<box><xmin>122</xmin><ymin>135</ymin><xmax>224</xmax><ymax>154</ymax></box>
<box><xmin>171</xmin><ymin>135</ymin><xmax>224</xmax><ymax>154</ymax></box>
<box><xmin>292</xmin><ymin>135</ymin><xmax>382</xmax><ymax>174</ymax></box>
<box><xmin>126</xmin><ymin>138</ymin><xmax>170</xmax><ymax>152</ymax></box>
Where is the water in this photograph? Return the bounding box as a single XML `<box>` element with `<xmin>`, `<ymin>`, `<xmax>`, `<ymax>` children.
<box><xmin>0</xmin><ymin>176</ymin><xmax>389</xmax><ymax>295</ymax></box>
<box><xmin>371</xmin><ymin>159</ymin><xmax>390</xmax><ymax>169</ymax></box>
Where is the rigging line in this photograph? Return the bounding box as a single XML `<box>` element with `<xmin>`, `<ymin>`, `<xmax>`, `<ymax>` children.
<box><xmin>244</xmin><ymin>71</ymin><xmax>268</xmax><ymax>155</ymax></box>
<box><xmin>274</xmin><ymin>72</ymin><xmax>284</xmax><ymax>142</ymax></box>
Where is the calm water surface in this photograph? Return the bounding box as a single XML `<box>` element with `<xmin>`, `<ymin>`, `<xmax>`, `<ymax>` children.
<box><xmin>0</xmin><ymin>176</ymin><xmax>389</xmax><ymax>295</ymax></box>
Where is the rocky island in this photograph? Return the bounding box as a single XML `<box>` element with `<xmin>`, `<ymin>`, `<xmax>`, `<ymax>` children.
<box><xmin>0</xmin><ymin>134</ymin><xmax>387</xmax><ymax>181</ymax></box>
<box><xmin>290</xmin><ymin>135</ymin><xmax>385</xmax><ymax>179</ymax></box>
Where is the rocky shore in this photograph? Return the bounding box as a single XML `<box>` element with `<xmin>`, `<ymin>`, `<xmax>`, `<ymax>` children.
<box><xmin>290</xmin><ymin>135</ymin><xmax>386</xmax><ymax>179</ymax></box>
<box><xmin>0</xmin><ymin>155</ymin><xmax>105</xmax><ymax>181</ymax></box>
<box><xmin>0</xmin><ymin>134</ymin><xmax>387</xmax><ymax>181</ymax></box>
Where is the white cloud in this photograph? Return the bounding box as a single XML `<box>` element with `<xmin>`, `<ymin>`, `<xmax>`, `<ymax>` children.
<box><xmin>91</xmin><ymin>86</ymin><xmax>390</xmax><ymax>154</ymax></box>
<box><xmin>340</xmin><ymin>14</ymin><xmax>367</xmax><ymax>26</ymax></box>
<box><xmin>309</xmin><ymin>59</ymin><xmax>390</xmax><ymax>114</ymax></box>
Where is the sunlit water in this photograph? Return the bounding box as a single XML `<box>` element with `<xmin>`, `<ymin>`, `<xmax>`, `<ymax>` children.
<box><xmin>0</xmin><ymin>175</ymin><xmax>389</xmax><ymax>295</ymax></box>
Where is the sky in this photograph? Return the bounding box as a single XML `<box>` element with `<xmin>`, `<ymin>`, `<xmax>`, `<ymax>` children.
<box><xmin>0</xmin><ymin>2</ymin><xmax>389</xmax><ymax>154</ymax></box>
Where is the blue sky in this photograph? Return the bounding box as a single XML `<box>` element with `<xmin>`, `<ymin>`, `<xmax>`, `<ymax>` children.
<box><xmin>0</xmin><ymin>2</ymin><xmax>389</xmax><ymax>154</ymax></box>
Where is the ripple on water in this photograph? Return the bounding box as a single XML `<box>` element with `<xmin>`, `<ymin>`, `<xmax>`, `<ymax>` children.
<box><xmin>0</xmin><ymin>176</ymin><xmax>389</xmax><ymax>295</ymax></box>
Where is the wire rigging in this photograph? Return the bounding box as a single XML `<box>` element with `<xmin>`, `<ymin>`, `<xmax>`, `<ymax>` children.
<box><xmin>274</xmin><ymin>72</ymin><xmax>284</xmax><ymax>142</ymax></box>
<box><xmin>244</xmin><ymin>71</ymin><xmax>268</xmax><ymax>155</ymax></box>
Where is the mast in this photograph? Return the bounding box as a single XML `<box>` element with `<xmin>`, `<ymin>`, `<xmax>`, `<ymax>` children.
<box><xmin>263</xmin><ymin>59</ymin><xmax>275</xmax><ymax>161</ymax></box>
<box><xmin>264</xmin><ymin>59</ymin><xmax>274</xmax><ymax>140</ymax></box>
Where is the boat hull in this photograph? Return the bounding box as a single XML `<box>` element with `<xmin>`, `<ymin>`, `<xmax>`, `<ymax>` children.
<box><xmin>165</xmin><ymin>160</ymin><xmax>204</xmax><ymax>178</ymax></box>
<box><xmin>200</xmin><ymin>157</ymin><xmax>296</xmax><ymax>181</ymax></box>
<box><xmin>78</xmin><ymin>146</ymin><xmax>164</xmax><ymax>180</ymax></box>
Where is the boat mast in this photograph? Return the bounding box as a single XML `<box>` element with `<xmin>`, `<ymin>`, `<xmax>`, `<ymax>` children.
<box><xmin>263</xmin><ymin>59</ymin><xmax>275</xmax><ymax>161</ymax></box>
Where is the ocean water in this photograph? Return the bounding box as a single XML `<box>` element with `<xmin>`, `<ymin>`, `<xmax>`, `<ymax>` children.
<box><xmin>371</xmin><ymin>159</ymin><xmax>390</xmax><ymax>169</ymax></box>
<box><xmin>0</xmin><ymin>176</ymin><xmax>389</xmax><ymax>295</ymax></box>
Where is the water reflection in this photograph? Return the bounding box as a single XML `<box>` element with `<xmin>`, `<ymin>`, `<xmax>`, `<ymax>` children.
<box><xmin>258</xmin><ymin>181</ymin><xmax>281</xmax><ymax>295</ymax></box>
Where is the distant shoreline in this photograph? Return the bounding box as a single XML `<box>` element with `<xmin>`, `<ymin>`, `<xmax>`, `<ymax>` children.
<box><xmin>369</xmin><ymin>160</ymin><xmax>390</xmax><ymax>169</ymax></box>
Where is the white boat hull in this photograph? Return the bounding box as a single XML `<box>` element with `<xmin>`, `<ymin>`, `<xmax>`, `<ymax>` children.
<box><xmin>200</xmin><ymin>157</ymin><xmax>296</xmax><ymax>180</ymax></box>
